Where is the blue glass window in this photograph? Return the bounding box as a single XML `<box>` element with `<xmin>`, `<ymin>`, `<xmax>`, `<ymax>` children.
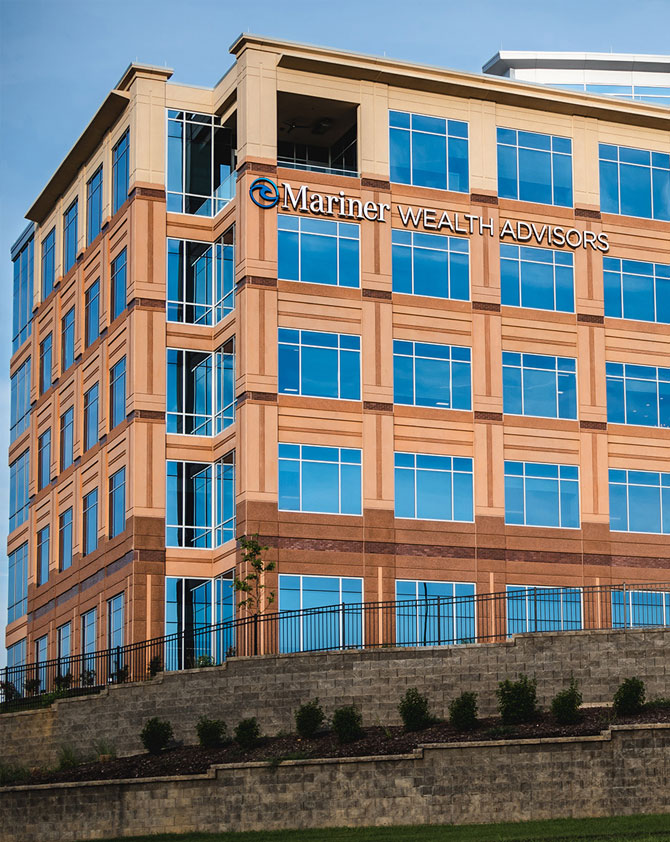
<box><xmin>394</xmin><ymin>453</ymin><xmax>473</xmax><ymax>522</ymax></box>
<box><xmin>609</xmin><ymin>468</ymin><xmax>670</xmax><ymax>534</ymax></box>
<box><xmin>500</xmin><ymin>244</ymin><xmax>574</xmax><ymax>312</ymax></box>
<box><xmin>389</xmin><ymin>110</ymin><xmax>469</xmax><ymax>193</ymax></box>
<box><xmin>612</xmin><ymin>588</ymin><xmax>670</xmax><ymax>628</ymax></box>
<box><xmin>166</xmin><ymin>454</ymin><xmax>234</xmax><ymax>549</ymax></box>
<box><xmin>504</xmin><ymin>461</ymin><xmax>580</xmax><ymax>528</ymax></box>
<box><xmin>10</xmin><ymin>358</ymin><xmax>31</xmax><ymax>442</ymax></box>
<box><xmin>38</xmin><ymin>429</ymin><xmax>51</xmax><ymax>491</ymax></box>
<box><xmin>41</xmin><ymin>228</ymin><xmax>55</xmax><ymax>300</ymax></box>
<box><xmin>12</xmin><ymin>234</ymin><xmax>33</xmax><ymax>353</ymax></box>
<box><xmin>167</xmin><ymin>229</ymin><xmax>234</xmax><ymax>324</ymax></box>
<box><xmin>59</xmin><ymin>508</ymin><xmax>73</xmax><ymax>572</ymax></box>
<box><xmin>497</xmin><ymin>128</ymin><xmax>573</xmax><ymax>207</ymax></box>
<box><xmin>278</xmin><ymin>328</ymin><xmax>360</xmax><ymax>400</ymax></box>
<box><xmin>85</xmin><ymin>279</ymin><xmax>100</xmax><ymax>347</ymax></box>
<box><xmin>109</xmin><ymin>357</ymin><xmax>126</xmax><ymax>429</ymax></box>
<box><xmin>279</xmin><ymin>574</ymin><xmax>363</xmax><ymax>653</ymax></box>
<box><xmin>60</xmin><ymin>407</ymin><xmax>74</xmax><ymax>470</ymax></box>
<box><xmin>606</xmin><ymin>362</ymin><xmax>670</xmax><ymax>428</ymax></box>
<box><xmin>9</xmin><ymin>450</ymin><xmax>29</xmax><ymax>532</ymax></box>
<box><xmin>278</xmin><ymin>444</ymin><xmax>362</xmax><ymax>515</ymax></box>
<box><xmin>391</xmin><ymin>229</ymin><xmax>469</xmax><ymax>300</ymax></box>
<box><xmin>7</xmin><ymin>543</ymin><xmax>28</xmax><ymax>623</ymax></box>
<box><xmin>603</xmin><ymin>257</ymin><xmax>670</xmax><ymax>324</ymax></box>
<box><xmin>84</xmin><ymin>384</ymin><xmax>99</xmax><ymax>451</ymax></box>
<box><xmin>215</xmin><ymin>452</ymin><xmax>235</xmax><ymax>546</ymax></box>
<box><xmin>81</xmin><ymin>608</ymin><xmax>97</xmax><ymax>671</ymax></box>
<box><xmin>599</xmin><ymin>143</ymin><xmax>670</xmax><ymax>220</ymax></box>
<box><xmin>278</xmin><ymin>215</ymin><xmax>360</xmax><ymax>288</ymax></box>
<box><xmin>61</xmin><ymin>307</ymin><xmax>75</xmax><ymax>372</ymax></box>
<box><xmin>393</xmin><ymin>340</ymin><xmax>471</xmax><ymax>410</ymax></box>
<box><xmin>107</xmin><ymin>593</ymin><xmax>124</xmax><ymax>649</ymax></box>
<box><xmin>165</xmin><ymin>577</ymin><xmax>214</xmax><ymax>669</ymax></box>
<box><xmin>39</xmin><ymin>333</ymin><xmax>52</xmax><ymax>395</ymax></box>
<box><xmin>83</xmin><ymin>488</ymin><xmax>98</xmax><ymax>555</ymax></box>
<box><xmin>63</xmin><ymin>200</ymin><xmax>78</xmax><ymax>273</ymax></box>
<box><xmin>109</xmin><ymin>468</ymin><xmax>126</xmax><ymax>539</ymax></box>
<box><xmin>35</xmin><ymin>635</ymin><xmax>48</xmax><ymax>684</ymax></box>
<box><xmin>167</xmin><ymin>339</ymin><xmax>235</xmax><ymax>435</ymax></box>
<box><xmin>506</xmin><ymin>585</ymin><xmax>582</xmax><ymax>635</ymax></box>
<box><xmin>37</xmin><ymin>525</ymin><xmax>50</xmax><ymax>586</ymax></box>
<box><xmin>7</xmin><ymin>639</ymin><xmax>26</xmax><ymax>673</ymax></box>
<box><xmin>395</xmin><ymin>580</ymin><xmax>476</xmax><ymax>646</ymax></box>
<box><xmin>503</xmin><ymin>352</ymin><xmax>577</xmax><ymax>419</ymax></box>
<box><xmin>86</xmin><ymin>166</ymin><xmax>103</xmax><ymax>245</ymax></box>
<box><xmin>110</xmin><ymin>249</ymin><xmax>127</xmax><ymax>321</ymax></box>
<box><xmin>112</xmin><ymin>130</ymin><xmax>129</xmax><ymax>215</ymax></box>
<box><xmin>57</xmin><ymin>622</ymin><xmax>71</xmax><ymax>672</ymax></box>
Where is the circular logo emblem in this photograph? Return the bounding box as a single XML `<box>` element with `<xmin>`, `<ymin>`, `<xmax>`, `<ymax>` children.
<box><xmin>249</xmin><ymin>177</ymin><xmax>279</xmax><ymax>209</ymax></box>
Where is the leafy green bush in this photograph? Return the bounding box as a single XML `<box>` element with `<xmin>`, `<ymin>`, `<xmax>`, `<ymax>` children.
<box><xmin>197</xmin><ymin>717</ymin><xmax>227</xmax><ymax>748</ymax></box>
<box><xmin>398</xmin><ymin>688</ymin><xmax>433</xmax><ymax>731</ymax></box>
<box><xmin>234</xmin><ymin>717</ymin><xmax>260</xmax><ymax>750</ymax></box>
<box><xmin>496</xmin><ymin>674</ymin><xmax>538</xmax><ymax>724</ymax></box>
<box><xmin>448</xmin><ymin>691</ymin><xmax>478</xmax><ymax>730</ymax></box>
<box><xmin>140</xmin><ymin>717</ymin><xmax>173</xmax><ymax>754</ymax></box>
<box><xmin>613</xmin><ymin>677</ymin><xmax>645</xmax><ymax>716</ymax></box>
<box><xmin>332</xmin><ymin>705</ymin><xmax>364</xmax><ymax>743</ymax></box>
<box><xmin>551</xmin><ymin>679</ymin><xmax>583</xmax><ymax>724</ymax></box>
<box><xmin>295</xmin><ymin>699</ymin><xmax>324</xmax><ymax>738</ymax></box>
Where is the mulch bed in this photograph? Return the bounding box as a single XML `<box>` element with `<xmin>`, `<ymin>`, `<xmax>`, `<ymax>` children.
<box><xmin>6</xmin><ymin>705</ymin><xmax>670</xmax><ymax>787</ymax></box>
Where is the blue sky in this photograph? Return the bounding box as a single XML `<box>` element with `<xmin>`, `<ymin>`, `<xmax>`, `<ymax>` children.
<box><xmin>1</xmin><ymin>0</ymin><xmax>669</xmax><ymax>664</ymax></box>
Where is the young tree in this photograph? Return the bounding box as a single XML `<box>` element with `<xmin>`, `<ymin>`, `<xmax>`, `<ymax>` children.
<box><xmin>233</xmin><ymin>534</ymin><xmax>275</xmax><ymax>614</ymax></box>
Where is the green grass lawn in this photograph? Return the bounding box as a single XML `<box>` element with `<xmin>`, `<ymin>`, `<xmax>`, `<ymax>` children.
<box><xmin>97</xmin><ymin>814</ymin><xmax>670</xmax><ymax>842</ymax></box>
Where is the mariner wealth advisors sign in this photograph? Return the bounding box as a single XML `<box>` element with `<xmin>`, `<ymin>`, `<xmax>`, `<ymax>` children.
<box><xmin>249</xmin><ymin>177</ymin><xmax>610</xmax><ymax>253</ymax></box>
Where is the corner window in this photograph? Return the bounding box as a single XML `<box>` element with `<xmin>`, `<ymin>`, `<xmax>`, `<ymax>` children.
<box><xmin>59</xmin><ymin>508</ymin><xmax>73</xmax><ymax>571</ymax></box>
<box><xmin>7</xmin><ymin>543</ymin><xmax>28</xmax><ymax>623</ymax></box>
<box><xmin>505</xmin><ymin>461</ymin><xmax>579</xmax><ymax>529</ymax></box>
<box><xmin>83</xmin><ymin>488</ymin><xmax>98</xmax><ymax>555</ymax></box>
<box><xmin>392</xmin><ymin>230</ymin><xmax>469</xmax><ymax>300</ymax></box>
<box><xmin>394</xmin><ymin>453</ymin><xmax>473</xmax><ymax>522</ymax></box>
<box><xmin>278</xmin><ymin>444</ymin><xmax>362</xmax><ymax>515</ymax></box>
<box><xmin>86</xmin><ymin>166</ymin><xmax>103</xmax><ymax>245</ymax></box>
<box><xmin>41</xmin><ymin>229</ymin><xmax>55</xmax><ymax>299</ymax></box>
<box><xmin>599</xmin><ymin>143</ymin><xmax>670</xmax><ymax>220</ymax></box>
<box><xmin>37</xmin><ymin>429</ymin><xmax>51</xmax><ymax>491</ymax></box>
<box><xmin>389</xmin><ymin>110</ymin><xmax>469</xmax><ymax>193</ymax></box>
<box><xmin>395</xmin><ymin>580</ymin><xmax>476</xmax><ymax>646</ymax></box>
<box><xmin>37</xmin><ymin>525</ymin><xmax>50</xmax><ymax>586</ymax></box>
<box><xmin>63</xmin><ymin>200</ymin><xmax>78</xmax><ymax>273</ymax></box>
<box><xmin>606</xmin><ymin>362</ymin><xmax>670</xmax><ymax>428</ymax></box>
<box><xmin>12</xmin><ymin>235</ymin><xmax>33</xmax><ymax>353</ymax></box>
<box><xmin>109</xmin><ymin>468</ymin><xmax>126</xmax><ymax>538</ymax></box>
<box><xmin>85</xmin><ymin>279</ymin><xmax>100</xmax><ymax>347</ymax></box>
<box><xmin>83</xmin><ymin>383</ymin><xmax>99</xmax><ymax>451</ymax></box>
<box><xmin>603</xmin><ymin>257</ymin><xmax>670</xmax><ymax>323</ymax></box>
<box><xmin>10</xmin><ymin>358</ymin><xmax>31</xmax><ymax>442</ymax></box>
<box><xmin>110</xmin><ymin>249</ymin><xmax>127</xmax><ymax>321</ymax></box>
<box><xmin>39</xmin><ymin>333</ymin><xmax>53</xmax><ymax>394</ymax></box>
<box><xmin>278</xmin><ymin>329</ymin><xmax>360</xmax><ymax>400</ymax></box>
<box><xmin>500</xmin><ymin>244</ymin><xmax>574</xmax><ymax>312</ymax></box>
<box><xmin>393</xmin><ymin>340</ymin><xmax>471</xmax><ymax>410</ymax></box>
<box><xmin>497</xmin><ymin>128</ymin><xmax>573</xmax><ymax>207</ymax></box>
<box><xmin>112</xmin><ymin>130</ymin><xmax>129</xmax><ymax>215</ymax></box>
<box><xmin>609</xmin><ymin>469</ymin><xmax>670</xmax><ymax>534</ymax></box>
<box><xmin>507</xmin><ymin>585</ymin><xmax>582</xmax><ymax>635</ymax></box>
<box><xmin>7</xmin><ymin>638</ymin><xmax>27</xmax><ymax>672</ymax></box>
<box><xmin>278</xmin><ymin>215</ymin><xmax>360</xmax><ymax>288</ymax></box>
<box><xmin>167</xmin><ymin>229</ymin><xmax>234</xmax><ymax>324</ymax></box>
<box><xmin>109</xmin><ymin>357</ymin><xmax>126</xmax><ymax>429</ymax></box>
<box><xmin>503</xmin><ymin>352</ymin><xmax>577</xmax><ymax>419</ymax></box>
<box><xmin>60</xmin><ymin>407</ymin><xmax>74</xmax><ymax>470</ymax></box>
<box><xmin>61</xmin><ymin>307</ymin><xmax>75</xmax><ymax>372</ymax></box>
<box><xmin>9</xmin><ymin>450</ymin><xmax>29</xmax><ymax>532</ymax></box>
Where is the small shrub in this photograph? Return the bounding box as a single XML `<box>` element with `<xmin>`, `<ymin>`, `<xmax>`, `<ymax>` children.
<box><xmin>332</xmin><ymin>705</ymin><xmax>364</xmax><ymax>743</ymax></box>
<box><xmin>234</xmin><ymin>717</ymin><xmax>260</xmax><ymax>750</ymax></box>
<box><xmin>112</xmin><ymin>664</ymin><xmax>130</xmax><ymax>684</ymax></box>
<box><xmin>613</xmin><ymin>677</ymin><xmax>645</xmax><ymax>716</ymax></box>
<box><xmin>93</xmin><ymin>739</ymin><xmax>116</xmax><ymax>759</ymax></box>
<box><xmin>398</xmin><ymin>688</ymin><xmax>433</xmax><ymax>731</ymax></box>
<box><xmin>140</xmin><ymin>717</ymin><xmax>173</xmax><ymax>754</ymax></box>
<box><xmin>24</xmin><ymin>677</ymin><xmax>41</xmax><ymax>695</ymax></box>
<box><xmin>80</xmin><ymin>669</ymin><xmax>96</xmax><ymax>687</ymax></box>
<box><xmin>196</xmin><ymin>655</ymin><xmax>214</xmax><ymax>668</ymax></box>
<box><xmin>58</xmin><ymin>744</ymin><xmax>79</xmax><ymax>770</ymax></box>
<box><xmin>448</xmin><ymin>691</ymin><xmax>478</xmax><ymax>731</ymax></box>
<box><xmin>197</xmin><ymin>717</ymin><xmax>227</xmax><ymax>748</ymax></box>
<box><xmin>54</xmin><ymin>672</ymin><xmax>73</xmax><ymax>691</ymax></box>
<box><xmin>497</xmin><ymin>674</ymin><xmax>538</xmax><ymax>725</ymax></box>
<box><xmin>551</xmin><ymin>678</ymin><xmax>583</xmax><ymax>725</ymax></box>
<box><xmin>148</xmin><ymin>656</ymin><xmax>162</xmax><ymax>678</ymax></box>
<box><xmin>295</xmin><ymin>698</ymin><xmax>324</xmax><ymax>738</ymax></box>
<box><xmin>0</xmin><ymin>681</ymin><xmax>19</xmax><ymax>703</ymax></box>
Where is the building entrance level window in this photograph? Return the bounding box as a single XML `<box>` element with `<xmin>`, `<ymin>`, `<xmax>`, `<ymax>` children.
<box><xmin>60</xmin><ymin>407</ymin><xmax>74</xmax><ymax>470</ymax></box>
<box><xmin>37</xmin><ymin>525</ymin><xmax>50</xmax><ymax>586</ymax></box>
<box><xmin>10</xmin><ymin>358</ymin><xmax>31</xmax><ymax>442</ymax></box>
<box><xmin>112</xmin><ymin>130</ymin><xmax>129</xmax><ymax>215</ymax></box>
<box><xmin>606</xmin><ymin>362</ymin><xmax>670</xmax><ymax>428</ymax></box>
<box><xmin>391</xmin><ymin>230</ymin><xmax>469</xmax><ymax>300</ymax></box>
<box><xmin>81</xmin><ymin>608</ymin><xmax>97</xmax><ymax>671</ymax></box>
<box><xmin>8</xmin><ymin>542</ymin><xmax>28</xmax><ymax>623</ymax></box>
<box><xmin>85</xmin><ymin>280</ymin><xmax>100</xmax><ymax>347</ymax></box>
<box><xmin>503</xmin><ymin>352</ymin><xmax>577</xmax><ymax>419</ymax></box>
<box><xmin>394</xmin><ymin>453</ymin><xmax>474</xmax><ymax>522</ymax></box>
<box><xmin>61</xmin><ymin>307</ymin><xmax>75</xmax><ymax>373</ymax></box>
<box><xmin>506</xmin><ymin>586</ymin><xmax>582</xmax><ymax>636</ymax></box>
<box><xmin>279</xmin><ymin>574</ymin><xmax>363</xmax><ymax>653</ymax></box>
<box><xmin>107</xmin><ymin>593</ymin><xmax>124</xmax><ymax>649</ymax></box>
<box><xmin>35</xmin><ymin>634</ymin><xmax>48</xmax><ymax>690</ymax></box>
<box><xmin>389</xmin><ymin>110</ymin><xmax>469</xmax><ymax>193</ymax></box>
<box><xmin>612</xmin><ymin>589</ymin><xmax>670</xmax><ymax>628</ymax></box>
<box><xmin>396</xmin><ymin>580</ymin><xmax>476</xmax><ymax>646</ymax></box>
<box><xmin>167</xmin><ymin>230</ymin><xmax>234</xmax><ymax>324</ymax></box>
<box><xmin>609</xmin><ymin>469</ymin><xmax>670</xmax><ymax>534</ymax></box>
<box><xmin>59</xmin><ymin>508</ymin><xmax>73</xmax><ymax>571</ymax></box>
<box><xmin>500</xmin><ymin>244</ymin><xmax>574</xmax><ymax>312</ymax></box>
<box><xmin>604</xmin><ymin>257</ymin><xmax>670</xmax><ymax>323</ymax></box>
<box><xmin>9</xmin><ymin>450</ymin><xmax>29</xmax><ymax>532</ymax></box>
<box><xmin>38</xmin><ymin>429</ymin><xmax>51</xmax><ymax>490</ymax></box>
<box><xmin>57</xmin><ymin>622</ymin><xmax>71</xmax><ymax>675</ymax></box>
<box><xmin>109</xmin><ymin>357</ymin><xmax>126</xmax><ymax>429</ymax></box>
<box><xmin>504</xmin><ymin>461</ymin><xmax>579</xmax><ymax>528</ymax></box>
<box><xmin>497</xmin><ymin>128</ymin><xmax>573</xmax><ymax>207</ymax></box>
<box><xmin>166</xmin><ymin>453</ymin><xmax>235</xmax><ymax>548</ymax></box>
<box><xmin>12</xmin><ymin>235</ymin><xmax>33</xmax><ymax>353</ymax></box>
<box><xmin>82</xmin><ymin>488</ymin><xmax>98</xmax><ymax>555</ymax></box>
<box><xmin>393</xmin><ymin>340</ymin><xmax>471</xmax><ymax>410</ymax></box>
<box><xmin>39</xmin><ymin>333</ymin><xmax>52</xmax><ymax>395</ymax></box>
<box><xmin>166</xmin><ymin>340</ymin><xmax>235</xmax><ymax>435</ymax></box>
<box><xmin>278</xmin><ymin>444</ymin><xmax>362</xmax><ymax>515</ymax></box>
<box><xmin>109</xmin><ymin>468</ymin><xmax>126</xmax><ymax>539</ymax></box>
<box><xmin>86</xmin><ymin>166</ymin><xmax>103</xmax><ymax>245</ymax></box>
<box><xmin>278</xmin><ymin>215</ymin><xmax>360</xmax><ymax>288</ymax></box>
<box><xmin>110</xmin><ymin>249</ymin><xmax>127</xmax><ymax>321</ymax></box>
<box><xmin>41</xmin><ymin>228</ymin><xmax>55</xmax><ymax>300</ymax></box>
<box><xmin>599</xmin><ymin>143</ymin><xmax>670</xmax><ymax>221</ymax></box>
<box><xmin>83</xmin><ymin>383</ymin><xmax>99</xmax><ymax>451</ymax></box>
<box><xmin>63</xmin><ymin>200</ymin><xmax>78</xmax><ymax>273</ymax></box>
<box><xmin>167</xmin><ymin>110</ymin><xmax>236</xmax><ymax>216</ymax></box>
<box><xmin>7</xmin><ymin>639</ymin><xmax>26</xmax><ymax>671</ymax></box>
<box><xmin>278</xmin><ymin>329</ymin><xmax>360</xmax><ymax>400</ymax></box>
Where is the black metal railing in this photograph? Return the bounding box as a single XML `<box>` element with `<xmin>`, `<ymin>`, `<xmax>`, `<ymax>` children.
<box><xmin>2</xmin><ymin>581</ymin><xmax>669</xmax><ymax>711</ymax></box>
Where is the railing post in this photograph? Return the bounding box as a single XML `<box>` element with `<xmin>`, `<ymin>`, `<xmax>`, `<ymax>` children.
<box><xmin>437</xmin><ymin>596</ymin><xmax>442</xmax><ymax>645</ymax></box>
<box><xmin>623</xmin><ymin>582</ymin><xmax>628</xmax><ymax>629</ymax></box>
<box><xmin>340</xmin><ymin>603</ymin><xmax>345</xmax><ymax>650</ymax></box>
<box><xmin>533</xmin><ymin>587</ymin><xmax>538</xmax><ymax>633</ymax></box>
<box><xmin>253</xmin><ymin>613</ymin><xmax>258</xmax><ymax>656</ymax></box>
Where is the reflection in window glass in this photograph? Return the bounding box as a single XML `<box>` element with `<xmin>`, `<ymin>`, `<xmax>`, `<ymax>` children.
<box><xmin>109</xmin><ymin>468</ymin><xmax>126</xmax><ymax>538</ymax></box>
<box><xmin>606</xmin><ymin>362</ymin><xmax>670</xmax><ymax>428</ymax></box>
<box><xmin>12</xmin><ymin>235</ymin><xmax>33</xmax><ymax>353</ymax></box>
<box><xmin>112</xmin><ymin>130</ymin><xmax>129</xmax><ymax>214</ymax></box>
<box><xmin>497</xmin><ymin>128</ymin><xmax>573</xmax><ymax>207</ymax></box>
<box><xmin>83</xmin><ymin>489</ymin><xmax>98</xmax><ymax>555</ymax></box>
<box><xmin>603</xmin><ymin>257</ymin><xmax>670</xmax><ymax>323</ymax></box>
<box><xmin>599</xmin><ymin>143</ymin><xmax>670</xmax><ymax>220</ymax></box>
<box><xmin>500</xmin><ymin>244</ymin><xmax>574</xmax><ymax>312</ymax></box>
<box><xmin>278</xmin><ymin>215</ymin><xmax>360</xmax><ymax>288</ymax></box>
<box><xmin>396</xmin><ymin>580</ymin><xmax>476</xmax><ymax>646</ymax></box>
<box><xmin>61</xmin><ymin>307</ymin><xmax>75</xmax><ymax>372</ymax></box>
<box><xmin>167</xmin><ymin>229</ymin><xmax>234</xmax><ymax>324</ymax></box>
<box><xmin>109</xmin><ymin>358</ymin><xmax>126</xmax><ymax>429</ymax></box>
<box><xmin>278</xmin><ymin>444</ymin><xmax>362</xmax><ymax>515</ymax></box>
<box><xmin>504</xmin><ymin>461</ymin><xmax>580</xmax><ymax>528</ymax></box>
<box><xmin>41</xmin><ymin>229</ymin><xmax>55</xmax><ymax>299</ymax></box>
<box><xmin>59</xmin><ymin>508</ymin><xmax>73</xmax><ymax>571</ymax></box>
<box><xmin>392</xmin><ymin>229</ymin><xmax>469</xmax><ymax>300</ymax></box>
<box><xmin>612</xmin><ymin>588</ymin><xmax>670</xmax><ymax>628</ymax></box>
<box><xmin>37</xmin><ymin>525</ymin><xmax>50</xmax><ymax>586</ymax></box>
<box><xmin>85</xmin><ymin>279</ymin><xmax>100</xmax><ymax>347</ymax></box>
<box><xmin>503</xmin><ymin>352</ymin><xmax>577</xmax><ymax>419</ymax></box>
<box><xmin>394</xmin><ymin>453</ymin><xmax>473</xmax><ymax>522</ymax></box>
<box><xmin>87</xmin><ymin>166</ymin><xmax>103</xmax><ymax>245</ymax></box>
<box><xmin>393</xmin><ymin>340</ymin><xmax>471</xmax><ymax>410</ymax></box>
<box><xmin>167</xmin><ymin>340</ymin><xmax>235</xmax><ymax>435</ymax></box>
<box><xmin>60</xmin><ymin>407</ymin><xmax>74</xmax><ymax>470</ymax></box>
<box><xmin>10</xmin><ymin>358</ymin><xmax>31</xmax><ymax>442</ymax></box>
<box><xmin>609</xmin><ymin>469</ymin><xmax>670</xmax><ymax>534</ymax></box>
<box><xmin>110</xmin><ymin>249</ymin><xmax>127</xmax><ymax>321</ymax></box>
<box><xmin>8</xmin><ymin>543</ymin><xmax>28</xmax><ymax>623</ymax></box>
<box><xmin>9</xmin><ymin>450</ymin><xmax>29</xmax><ymax>532</ymax></box>
<box><xmin>278</xmin><ymin>329</ymin><xmax>360</xmax><ymax>400</ymax></box>
<box><xmin>166</xmin><ymin>454</ymin><xmax>235</xmax><ymax>548</ymax></box>
<box><xmin>507</xmin><ymin>585</ymin><xmax>582</xmax><ymax>635</ymax></box>
<box><xmin>63</xmin><ymin>200</ymin><xmax>78</xmax><ymax>273</ymax></box>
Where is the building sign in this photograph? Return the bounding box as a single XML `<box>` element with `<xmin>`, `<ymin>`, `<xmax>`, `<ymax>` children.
<box><xmin>251</xmin><ymin>179</ymin><xmax>610</xmax><ymax>253</ymax></box>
